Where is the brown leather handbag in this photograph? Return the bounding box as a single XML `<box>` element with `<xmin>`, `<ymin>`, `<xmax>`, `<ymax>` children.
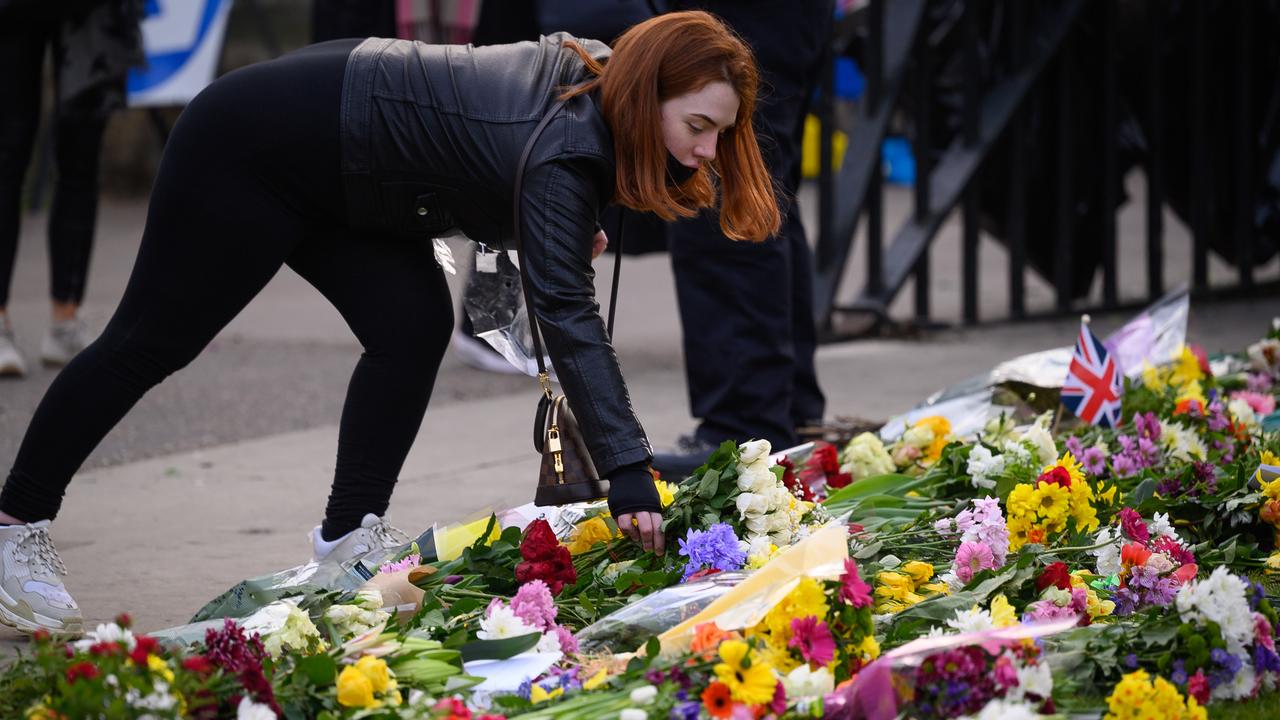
<box><xmin>512</xmin><ymin>98</ymin><xmax>625</xmax><ymax>507</ymax></box>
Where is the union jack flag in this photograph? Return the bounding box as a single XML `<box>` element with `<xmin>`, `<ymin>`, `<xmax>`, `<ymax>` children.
<box><xmin>1062</xmin><ymin>321</ymin><xmax>1124</xmax><ymax>427</ymax></box>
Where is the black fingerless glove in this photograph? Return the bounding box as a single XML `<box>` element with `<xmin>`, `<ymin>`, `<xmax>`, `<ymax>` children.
<box><xmin>607</xmin><ymin>461</ymin><xmax>662</xmax><ymax>517</ymax></box>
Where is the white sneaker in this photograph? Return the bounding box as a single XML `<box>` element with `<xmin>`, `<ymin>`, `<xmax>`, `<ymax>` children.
<box><xmin>41</xmin><ymin>318</ymin><xmax>94</xmax><ymax>367</ymax></box>
<box><xmin>310</xmin><ymin>513</ymin><xmax>411</xmax><ymax>564</ymax></box>
<box><xmin>0</xmin><ymin>521</ymin><xmax>83</xmax><ymax>636</ymax></box>
<box><xmin>0</xmin><ymin>323</ymin><xmax>26</xmax><ymax>377</ymax></box>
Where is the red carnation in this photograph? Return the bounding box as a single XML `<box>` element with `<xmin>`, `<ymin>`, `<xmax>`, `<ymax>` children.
<box><xmin>183</xmin><ymin>655</ymin><xmax>215</xmax><ymax>674</ymax></box>
<box><xmin>89</xmin><ymin>641</ymin><xmax>120</xmax><ymax>657</ymax></box>
<box><xmin>1037</xmin><ymin>466</ymin><xmax>1072</xmax><ymax>489</ymax></box>
<box><xmin>115</xmin><ymin>613</ymin><xmax>133</xmax><ymax>629</ymax></box>
<box><xmin>1036</xmin><ymin>562</ymin><xmax>1072</xmax><ymax>592</ymax></box>
<box><xmin>66</xmin><ymin>661</ymin><xmax>100</xmax><ymax>683</ymax></box>
<box><xmin>130</xmin><ymin>635</ymin><xmax>160</xmax><ymax>666</ymax></box>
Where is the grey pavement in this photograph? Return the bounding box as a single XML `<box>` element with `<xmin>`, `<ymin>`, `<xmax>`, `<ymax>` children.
<box><xmin>1</xmin><ymin>177</ymin><xmax>1277</xmax><ymax>655</ymax></box>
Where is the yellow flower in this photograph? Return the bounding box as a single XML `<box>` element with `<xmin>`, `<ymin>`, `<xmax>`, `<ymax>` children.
<box><xmin>759</xmin><ymin>577</ymin><xmax>829</xmax><ymax>648</ymax></box>
<box><xmin>1141</xmin><ymin>362</ymin><xmax>1166</xmax><ymax>391</ymax></box>
<box><xmin>582</xmin><ymin>669</ymin><xmax>609</xmax><ymax>691</ymax></box>
<box><xmin>530</xmin><ymin>684</ymin><xmax>564</xmax><ymax>704</ymax></box>
<box><xmin>857</xmin><ymin>635</ymin><xmax>881</xmax><ymax>661</ymax></box>
<box><xmin>655</xmin><ymin>480</ymin><xmax>677</xmax><ymax>508</ymax></box>
<box><xmin>1098</xmin><ymin>484</ymin><xmax>1119</xmax><ymax>506</ymax></box>
<box><xmin>901</xmin><ymin>561</ymin><xmax>935</xmax><ymax>587</ymax></box>
<box><xmin>1048</xmin><ymin>453</ymin><xmax>1086</xmax><ymax>486</ymax></box>
<box><xmin>146</xmin><ymin>654</ymin><xmax>175</xmax><ymax>684</ymax></box>
<box><xmin>919</xmin><ymin>581</ymin><xmax>950</xmax><ymax>596</ymax></box>
<box><xmin>1267</xmin><ymin>552</ymin><xmax>1280</xmax><ymax>576</ymax></box>
<box><xmin>354</xmin><ymin>655</ymin><xmax>393</xmax><ymax>695</ymax></box>
<box><xmin>337</xmin><ymin>665</ymin><xmax>379</xmax><ymax>708</ymax></box>
<box><xmin>1169</xmin><ymin>345</ymin><xmax>1204</xmax><ymax>388</ymax></box>
<box><xmin>1032</xmin><ymin>483</ymin><xmax>1071</xmax><ymax>525</ymax></box>
<box><xmin>567</xmin><ymin>517</ymin><xmax>616</xmax><ymax>554</ymax></box>
<box><xmin>989</xmin><ymin>595</ymin><xmax>1016</xmax><ymax>628</ymax></box>
<box><xmin>1263</xmin><ymin>450</ymin><xmax>1280</xmax><ymax>466</ymax></box>
<box><xmin>913</xmin><ymin>416</ymin><xmax>953</xmax><ymax>463</ymax></box>
<box><xmin>1072</xmin><ymin>500</ymin><xmax>1100</xmax><ymax>534</ymax></box>
<box><xmin>1006</xmin><ymin>484</ymin><xmax>1036</xmax><ymax>520</ymax></box>
<box><xmin>1176</xmin><ymin>380</ymin><xmax>1207</xmax><ymax>409</ymax></box>
<box><xmin>1006</xmin><ymin>517</ymin><xmax>1032</xmax><ymax>551</ymax></box>
<box><xmin>714</xmin><ymin>641</ymin><xmax>778</xmax><ymax>705</ymax></box>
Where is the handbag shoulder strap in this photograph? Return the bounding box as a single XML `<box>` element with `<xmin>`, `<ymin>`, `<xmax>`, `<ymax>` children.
<box><xmin>511</xmin><ymin>97</ymin><xmax>624</xmax><ymax>397</ymax></box>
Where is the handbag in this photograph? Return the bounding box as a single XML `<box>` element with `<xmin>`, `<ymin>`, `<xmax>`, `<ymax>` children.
<box><xmin>512</xmin><ymin>98</ymin><xmax>626</xmax><ymax>507</ymax></box>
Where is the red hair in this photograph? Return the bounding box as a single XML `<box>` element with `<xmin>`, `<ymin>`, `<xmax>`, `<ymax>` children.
<box><xmin>562</xmin><ymin>11</ymin><xmax>781</xmax><ymax>242</ymax></box>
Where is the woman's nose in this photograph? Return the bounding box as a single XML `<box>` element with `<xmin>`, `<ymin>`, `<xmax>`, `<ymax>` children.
<box><xmin>694</xmin><ymin>139</ymin><xmax>716</xmax><ymax>161</ymax></box>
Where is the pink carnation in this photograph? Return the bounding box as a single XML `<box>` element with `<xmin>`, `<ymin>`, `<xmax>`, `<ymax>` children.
<box><xmin>510</xmin><ymin>579</ymin><xmax>558</xmax><ymax>631</ymax></box>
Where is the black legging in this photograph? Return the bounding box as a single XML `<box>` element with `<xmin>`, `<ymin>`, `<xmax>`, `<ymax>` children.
<box><xmin>0</xmin><ymin>40</ymin><xmax>454</xmax><ymax>540</ymax></box>
<box><xmin>0</xmin><ymin>17</ymin><xmax>111</xmax><ymax>307</ymax></box>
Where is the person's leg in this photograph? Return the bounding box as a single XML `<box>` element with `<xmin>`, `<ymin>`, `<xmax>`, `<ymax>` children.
<box><xmin>286</xmin><ymin>232</ymin><xmax>453</xmax><ymax>542</ymax></box>
<box><xmin>0</xmin><ymin>20</ymin><xmax>51</xmax><ymax>376</ymax></box>
<box><xmin>0</xmin><ymin>40</ymin><xmax>352</xmax><ymax>525</ymax></box>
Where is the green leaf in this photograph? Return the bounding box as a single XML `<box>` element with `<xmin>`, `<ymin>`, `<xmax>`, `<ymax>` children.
<box><xmin>1130</xmin><ymin>478</ymin><xmax>1156</xmax><ymax>507</ymax></box>
<box><xmin>645</xmin><ymin>636</ymin><xmax>661</xmax><ymax>663</ymax></box>
<box><xmin>823</xmin><ymin>474</ymin><xmax>920</xmax><ymax>506</ymax></box>
<box><xmin>697</xmin><ymin>469</ymin><xmax>721</xmax><ymax>499</ymax></box>
<box><xmin>458</xmin><ymin>633</ymin><xmax>541</xmax><ymax>662</ymax></box>
<box><xmin>297</xmin><ymin>654</ymin><xmax>337</xmax><ymax>685</ymax></box>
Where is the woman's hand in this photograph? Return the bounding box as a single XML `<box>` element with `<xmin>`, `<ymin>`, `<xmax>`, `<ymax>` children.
<box><xmin>616</xmin><ymin>510</ymin><xmax>664</xmax><ymax>555</ymax></box>
<box><xmin>591</xmin><ymin>227</ymin><xmax>608</xmax><ymax>259</ymax></box>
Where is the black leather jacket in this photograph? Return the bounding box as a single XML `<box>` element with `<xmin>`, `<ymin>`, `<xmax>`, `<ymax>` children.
<box><xmin>338</xmin><ymin>35</ymin><xmax>655</xmax><ymax>502</ymax></box>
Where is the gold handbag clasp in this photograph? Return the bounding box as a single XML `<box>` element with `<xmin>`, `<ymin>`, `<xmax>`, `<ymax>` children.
<box><xmin>538</xmin><ymin>371</ymin><xmax>553</xmax><ymax>400</ymax></box>
<box><xmin>548</xmin><ymin>425</ymin><xmax>564</xmax><ymax>477</ymax></box>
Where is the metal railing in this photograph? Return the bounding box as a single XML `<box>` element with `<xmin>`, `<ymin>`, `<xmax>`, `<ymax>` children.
<box><xmin>813</xmin><ymin>0</ymin><xmax>1280</xmax><ymax>340</ymax></box>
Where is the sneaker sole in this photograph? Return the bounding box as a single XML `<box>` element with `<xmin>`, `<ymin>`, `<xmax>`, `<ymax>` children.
<box><xmin>0</xmin><ymin>363</ymin><xmax>24</xmax><ymax>377</ymax></box>
<box><xmin>0</xmin><ymin>598</ymin><xmax>83</xmax><ymax>638</ymax></box>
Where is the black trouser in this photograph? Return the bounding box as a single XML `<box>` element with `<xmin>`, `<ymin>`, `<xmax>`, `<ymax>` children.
<box><xmin>0</xmin><ymin>17</ymin><xmax>112</xmax><ymax>307</ymax></box>
<box><xmin>0</xmin><ymin>41</ymin><xmax>453</xmax><ymax>540</ymax></box>
<box><xmin>669</xmin><ymin>0</ymin><xmax>831</xmax><ymax>450</ymax></box>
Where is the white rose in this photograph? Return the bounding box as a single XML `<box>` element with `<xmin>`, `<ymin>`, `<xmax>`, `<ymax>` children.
<box><xmin>1021</xmin><ymin>424</ymin><xmax>1059</xmax><ymax>465</ymax></box>
<box><xmin>746</xmin><ymin>516</ymin><xmax>770</xmax><ymax>535</ymax></box>
<box><xmin>736</xmin><ymin>492</ymin><xmax>770</xmax><ymax>517</ymax></box>
<box><xmin>237</xmin><ymin>698</ymin><xmax>278</xmax><ymax>720</ymax></box>
<box><xmin>739</xmin><ymin>439</ymin><xmax>771</xmax><ymax>465</ymax></box>
<box><xmin>782</xmin><ymin>665</ymin><xmax>834</xmax><ymax>699</ymax></box>
<box><xmin>737</xmin><ymin>465</ymin><xmax>777</xmax><ymax>494</ymax></box>
<box><xmin>620</xmin><ymin>709</ymin><xmax>649</xmax><ymax>720</ymax></box>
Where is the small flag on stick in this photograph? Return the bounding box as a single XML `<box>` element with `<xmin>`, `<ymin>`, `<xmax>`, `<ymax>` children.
<box><xmin>1062</xmin><ymin>315</ymin><xmax>1124</xmax><ymax>428</ymax></box>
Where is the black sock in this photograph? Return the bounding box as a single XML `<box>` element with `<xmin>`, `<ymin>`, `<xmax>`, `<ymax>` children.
<box><xmin>320</xmin><ymin>519</ymin><xmax>359</xmax><ymax>542</ymax></box>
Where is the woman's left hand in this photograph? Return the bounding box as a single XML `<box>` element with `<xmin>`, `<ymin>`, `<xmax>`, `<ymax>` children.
<box><xmin>617</xmin><ymin>510</ymin><xmax>664</xmax><ymax>555</ymax></box>
<box><xmin>591</xmin><ymin>227</ymin><xmax>608</xmax><ymax>259</ymax></box>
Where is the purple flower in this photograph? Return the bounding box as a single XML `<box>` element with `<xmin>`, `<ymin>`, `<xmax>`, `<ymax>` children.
<box><xmin>1254</xmin><ymin>644</ymin><xmax>1280</xmax><ymax>675</ymax></box>
<box><xmin>1193</xmin><ymin>462</ymin><xmax>1217</xmax><ymax>492</ymax></box>
<box><xmin>1134</xmin><ymin>412</ymin><xmax>1161</xmax><ymax>441</ymax></box>
<box><xmin>554</xmin><ymin>624</ymin><xmax>578</xmax><ymax>654</ymax></box>
<box><xmin>1081</xmin><ymin>446</ymin><xmax>1107</xmax><ymax>476</ymax></box>
<box><xmin>1207</xmin><ymin>401</ymin><xmax>1231</xmax><ymax>432</ymax></box>
<box><xmin>1247</xmin><ymin>372</ymin><xmax>1274</xmax><ymax>392</ymax></box>
<box><xmin>670</xmin><ymin>701</ymin><xmax>701</xmax><ymax>720</ymax></box>
<box><xmin>1157</xmin><ymin>475</ymin><xmax>1184</xmax><ymax>497</ymax></box>
<box><xmin>1125</xmin><ymin>653</ymin><xmax>1139</xmax><ymax>669</ymax></box>
<box><xmin>1066</xmin><ymin>436</ymin><xmax>1086</xmax><ymax>459</ymax></box>
<box><xmin>678</xmin><ymin>523</ymin><xmax>746</xmax><ymax>580</ymax></box>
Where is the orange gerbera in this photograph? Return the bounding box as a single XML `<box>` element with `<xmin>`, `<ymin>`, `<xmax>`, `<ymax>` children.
<box><xmin>1026</xmin><ymin>526</ymin><xmax>1047</xmax><ymax>545</ymax></box>
<box><xmin>702</xmin><ymin>681</ymin><xmax>734</xmax><ymax>719</ymax></box>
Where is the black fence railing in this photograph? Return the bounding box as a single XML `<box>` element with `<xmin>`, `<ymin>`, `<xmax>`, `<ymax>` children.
<box><xmin>813</xmin><ymin>0</ymin><xmax>1280</xmax><ymax>341</ymax></box>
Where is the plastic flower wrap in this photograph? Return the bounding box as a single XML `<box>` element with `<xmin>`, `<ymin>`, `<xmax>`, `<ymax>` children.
<box><xmin>840</xmin><ymin>432</ymin><xmax>896</xmax><ymax>482</ymax></box>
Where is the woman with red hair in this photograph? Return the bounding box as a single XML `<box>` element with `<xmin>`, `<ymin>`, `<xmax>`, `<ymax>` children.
<box><xmin>0</xmin><ymin>11</ymin><xmax>779</xmax><ymax>635</ymax></box>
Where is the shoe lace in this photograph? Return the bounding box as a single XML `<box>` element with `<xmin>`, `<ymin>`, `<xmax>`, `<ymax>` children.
<box><xmin>15</xmin><ymin>526</ymin><xmax>68</xmax><ymax>576</ymax></box>
<box><xmin>368</xmin><ymin>518</ymin><xmax>411</xmax><ymax>550</ymax></box>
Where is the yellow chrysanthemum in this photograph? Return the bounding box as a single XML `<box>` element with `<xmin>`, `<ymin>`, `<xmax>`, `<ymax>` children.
<box><xmin>714</xmin><ymin>641</ymin><xmax>778</xmax><ymax>705</ymax></box>
<box><xmin>1032</xmin><ymin>483</ymin><xmax>1071</xmax><ymax>525</ymax></box>
<box><xmin>530</xmin><ymin>684</ymin><xmax>564</xmax><ymax>704</ymax></box>
<box><xmin>1072</xmin><ymin>500</ymin><xmax>1100</xmax><ymax>534</ymax></box>
<box><xmin>758</xmin><ymin>577</ymin><xmax>829</xmax><ymax>648</ymax></box>
<box><xmin>1048</xmin><ymin>453</ymin><xmax>1086</xmax><ymax>486</ymax></box>
<box><xmin>989</xmin><ymin>594</ymin><xmax>1016</xmax><ymax>628</ymax></box>
<box><xmin>914</xmin><ymin>416</ymin><xmax>953</xmax><ymax>462</ymax></box>
<box><xmin>1007</xmin><ymin>517</ymin><xmax>1032</xmax><ymax>551</ymax></box>
<box><xmin>1006</xmin><ymin>484</ymin><xmax>1036</xmax><ymax>521</ymax></box>
<box><xmin>582</xmin><ymin>669</ymin><xmax>609</xmax><ymax>691</ymax></box>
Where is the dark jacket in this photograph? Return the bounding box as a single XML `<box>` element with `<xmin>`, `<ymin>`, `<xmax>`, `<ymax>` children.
<box><xmin>338</xmin><ymin>35</ymin><xmax>655</xmax><ymax>500</ymax></box>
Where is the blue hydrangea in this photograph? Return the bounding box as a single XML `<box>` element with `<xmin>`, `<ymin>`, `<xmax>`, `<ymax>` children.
<box><xmin>678</xmin><ymin>523</ymin><xmax>747</xmax><ymax>581</ymax></box>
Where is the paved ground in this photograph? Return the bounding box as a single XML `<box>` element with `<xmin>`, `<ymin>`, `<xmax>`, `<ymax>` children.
<box><xmin>1</xmin><ymin>178</ymin><xmax>1276</xmax><ymax>654</ymax></box>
